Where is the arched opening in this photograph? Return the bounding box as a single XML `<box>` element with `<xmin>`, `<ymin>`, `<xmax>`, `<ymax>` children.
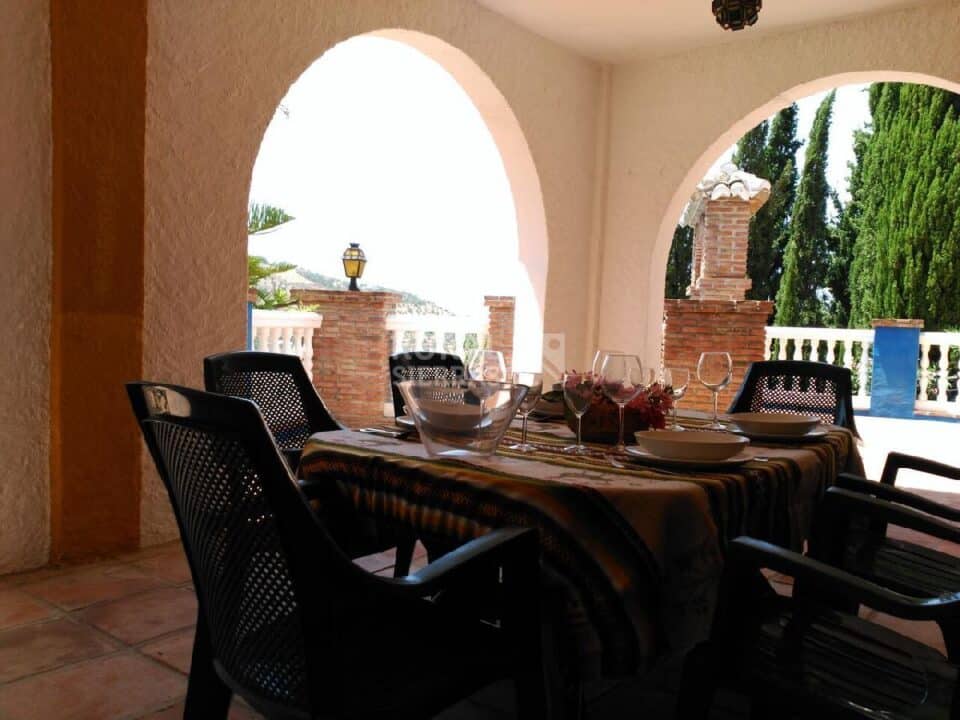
<box><xmin>247</xmin><ymin>29</ymin><xmax>549</xmax><ymax>372</ymax></box>
<box><xmin>657</xmin><ymin>72</ymin><xmax>960</xmax><ymax>477</ymax></box>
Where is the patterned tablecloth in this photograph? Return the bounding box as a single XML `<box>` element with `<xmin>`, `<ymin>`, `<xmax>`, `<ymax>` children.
<box><xmin>300</xmin><ymin>420</ymin><xmax>863</xmax><ymax>679</ymax></box>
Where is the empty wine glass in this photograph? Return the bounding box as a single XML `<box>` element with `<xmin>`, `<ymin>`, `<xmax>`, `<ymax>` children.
<box><xmin>507</xmin><ymin>372</ymin><xmax>543</xmax><ymax>453</ymax></box>
<box><xmin>591</xmin><ymin>349</ymin><xmax>623</xmax><ymax>376</ymax></box>
<box><xmin>598</xmin><ymin>354</ymin><xmax>645</xmax><ymax>452</ymax></box>
<box><xmin>697</xmin><ymin>352</ymin><xmax>732</xmax><ymax>430</ymax></box>
<box><xmin>562</xmin><ymin>371</ymin><xmax>595</xmax><ymax>455</ymax></box>
<box><xmin>467</xmin><ymin>350</ymin><xmax>506</xmax><ymax>382</ymax></box>
<box><xmin>662</xmin><ymin>367</ymin><xmax>690</xmax><ymax>431</ymax></box>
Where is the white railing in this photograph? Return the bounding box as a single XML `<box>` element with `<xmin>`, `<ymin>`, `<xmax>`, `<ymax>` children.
<box><xmin>250</xmin><ymin>309</ymin><xmax>324</xmax><ymax>376</ymax></box>
<box><xmin>385</xmin><ymin>311</ymin><xmax>490</xmax><ymax>359</ymax></box>
<box><xmin>917</xmin><ymin>331</ymin><xmax>960</xmax><ymax>416</ymax></box>
<box><xmin>764</xmin><ymin>326</ymin><xmax>875</xmax><ymax>410</ymax></box>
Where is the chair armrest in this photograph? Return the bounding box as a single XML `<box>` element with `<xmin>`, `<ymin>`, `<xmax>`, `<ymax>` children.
<box><xmin>881</xmin><ymin>451</ymin><xmax>960</xmax><ymax>486</ymax></box>
<box><xmin>836</xmin><ymin>473</ymin><xmax>960</xmax><ymax>523</ymax></box>
<box><xmin>386</xmin><ymin>527</ymin><xmax>539</xmax><ymax>596</ymax></box>
<box><xmin>824</xmin><ymin>487</ymin><xmax>960</xmax><ymax>545</ymax></box>
<box><xmin>729</xmin><ymin>536</ymin><xmax>960</xmax><ymax>621</ymax></box>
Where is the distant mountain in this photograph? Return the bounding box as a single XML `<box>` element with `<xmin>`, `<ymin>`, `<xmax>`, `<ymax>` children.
<box><xmin>293</xmin><ymin>267</ymin><xmax>452</xmax><ymax>315</ymax></box>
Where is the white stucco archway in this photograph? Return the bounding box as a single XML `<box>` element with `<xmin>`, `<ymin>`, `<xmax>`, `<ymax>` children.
<box><xmin>249</xmin><ymin>28</ymin><xmax>550</xmax><ymax>371</ymax></box>
<box><xmin>598</xmin><ymin>0</ymin><xmax>960</xmax><ymax>371</ymax></box>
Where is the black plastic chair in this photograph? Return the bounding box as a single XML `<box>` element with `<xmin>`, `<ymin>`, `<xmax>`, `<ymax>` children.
<box><xmin>728</xmin><ymin>360</ymin><xmax>859</xmax><ymax>435</ymax></box>
<box><xmin>679</xmin><ymin>489</ymin><xmax>960</xmax><ymax>719</ymax></box>
<box><xmin>204</xmin><ymin>350</ymin><xmax>415</xmax><ymax>577</ymax></box>
<box><xmin>204</xmin><ymin>351</ymin><xmax>343</xmax><ymax>473</ymax></box>
<box><xmin>388</xmin><ymin>352</ymin><xmax>465</xmax><ymax>418</ymax></box>
<box><xmin>812</xmin><ymin>453</ymin><xmax>960</xmax><ymax>660</ymax></box>
<box><xmin>127</xmin><ymin>382</ymin><xmax>549</xmax><ymax>720</ymax></box>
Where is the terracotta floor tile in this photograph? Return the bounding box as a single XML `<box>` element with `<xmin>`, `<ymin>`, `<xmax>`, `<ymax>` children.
<box><xmin>20</xmin><ymin>563</ymin><xmax>167</xmax><ymax>610</ymax></box>
<box><xmin>139</xmin><ymin>627</ymin><xmax>195</xmax><ymax>674</ymax></box>
<box><xmin>79</xmin><ymin>587</ymin><xmax>197</xmax><ymax>645</ymax></box>
<box><xmin>0</xmin><ymin>617</ymin><xmax>117</xmax><ymax>683</ymax></box>
<box><xmin>0</xmin><ymin>588</ymin><xmax>58</xmax><ymax>630</ymax></box>
<box><xmin>862</xmin><ymin>610</ymin><xmax>947</xmax><ymax>655</ymax></box>
<box><xmin>140</xmin><ymin>699</ymin><xmax>264</xmax><ymax>719</ymax></box>
<box><xmin>0</xmin><ymin>653</ymin><xmax>185</xmax><ymax>720</ymax></box>
<box><xmin>130</xmin><ymin>549</ymin><xmax>192</xmax><ymax>585</ymax></box>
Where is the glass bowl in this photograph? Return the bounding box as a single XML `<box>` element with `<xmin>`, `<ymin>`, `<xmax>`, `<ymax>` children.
<box><xmin>397</xmin><ymin>380</ymin><xmax>528</xmax><ymax>457</ymax></box>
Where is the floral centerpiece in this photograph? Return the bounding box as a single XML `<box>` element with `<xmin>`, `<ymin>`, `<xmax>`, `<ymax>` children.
<box><xmin>562</xmin><ymin>373</ymin><xmax>673</xmax><ymax>444</ymax></box>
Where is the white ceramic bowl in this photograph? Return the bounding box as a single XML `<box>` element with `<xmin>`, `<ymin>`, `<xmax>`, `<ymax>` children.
<box><xmin>633</xmin><ymin>430</ymin><xmax>749</xmax><ymax>461</ymax></box>
<box><xmin>730</xmin><ymin>412</ymin><xmax>821</xmax><ymax>436</ymax></box>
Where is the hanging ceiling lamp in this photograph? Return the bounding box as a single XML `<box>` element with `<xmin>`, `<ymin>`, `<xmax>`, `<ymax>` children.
<box><xmin>712</xmin><ymin>0</ymin><xmax>762</xmax><ymax>31</ymax></box>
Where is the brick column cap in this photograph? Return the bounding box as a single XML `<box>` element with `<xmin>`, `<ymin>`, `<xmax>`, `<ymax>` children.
<box><xmin>871</xmin><ymin>318</ymin><xmax>924</xmax><ymax>329</ymax></box>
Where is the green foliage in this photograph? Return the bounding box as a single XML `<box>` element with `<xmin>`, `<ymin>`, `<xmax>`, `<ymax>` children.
<box><xmin>826</xmin><ymin>128</ymin><xmax>868</xmax><ymax>327</ymax></box>
<box><xmin>775</xmin><ymin>92</ymin><xmax>836</xmax><ymax>327</ymax></box>
<box><xmin>664</xmin><ymin>225</ymin><xmax>694</xmax><ymax>298</ymax></box>
<box><xmin>733</xmin><ymin>105</ymin><xmax>802</xmax><ymax>301</ymax></box>
<box><xmin>248</xmin><ymin>203</ymin><xmax>294</xmax><ymax>235</ymax></box>
<box><xmin>849</xmin><ymin>83</ymin><xmax>960</xmax><ymax>330</ymax></box>
<box><xmin>248</xmin><ymin>255</ymin><xmax>297</xmax><ymax>308</ymax></box>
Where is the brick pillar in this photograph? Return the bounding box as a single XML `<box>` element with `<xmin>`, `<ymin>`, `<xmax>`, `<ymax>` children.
<box><xmin>291</xmin><ymin>289</ymin><xmax>400</xmax><ymax>425</ymax></box>
<box><xmin>664</xmin><ymin>164</ymin><xmax>773</xmax><ymax>412</ymax></box>
<box><xmin>484</xmin><ymin>296</ymin><xmax>516</xmax><ymax>372</ymax></box>
<box><xmin>663</xmin><ymin>299</ymin><xmax>774</xmax><ymax>412</ymax></box>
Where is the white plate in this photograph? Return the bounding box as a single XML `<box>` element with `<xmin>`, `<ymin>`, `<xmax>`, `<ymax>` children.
<box><xmin>729</xmin><ymin>412</ymin><xmax>821</xmax><ymax>436</ymax></box>
<box><xmin>633</xmin><ymin>430</ymin><xmax>750</xmax><ymax>461</ymax></box>
<box><xmin>729</xmin><ymin>426</ymin><xmax>829</xmax><ymax>443</ymax></box>
<box><xmin>624</xmin><ymin>446</ymin><xmax>753</xmax><ymax>469</ymax></box>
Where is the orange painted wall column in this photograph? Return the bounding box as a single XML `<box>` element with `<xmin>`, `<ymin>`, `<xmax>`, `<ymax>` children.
<box><xmin>50</xmin><ymin>0</ymin><xmax>147</xmax><ymax>561</ymax></box>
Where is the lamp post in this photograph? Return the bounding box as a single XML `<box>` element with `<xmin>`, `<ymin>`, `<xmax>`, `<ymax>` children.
<box><xmin>342</xmin><ymin>242</ymin><xmax>366</xmax><ymax>291</ymax></box>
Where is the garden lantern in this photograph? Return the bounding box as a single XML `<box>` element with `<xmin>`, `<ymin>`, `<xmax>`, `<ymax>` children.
<box><xmin>341</xmin><ymin>242</ymin><xmax>366</xmax><ymax>291</ymax></box>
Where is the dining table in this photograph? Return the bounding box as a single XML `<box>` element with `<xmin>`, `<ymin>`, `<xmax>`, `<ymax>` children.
<box><xmin>299</xmin><ymin>414</ymin><xmax>864</xmax><ymax>681</ymax></box>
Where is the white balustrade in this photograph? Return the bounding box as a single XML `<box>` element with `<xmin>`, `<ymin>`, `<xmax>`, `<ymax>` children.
<box><xmin>764</xmin><ymin>326</ymin><xmax>875</xmax><ymax>410</ymax></box>
<box><xmin>385</xmin><ymin>311</ymin><xmax>490</xmax><ymax>359</ymax></box>
<box><xmin>916</xmin><ymin>331</ymin><xmax>960</xmax><ymax>416</ymax></box>
<box><xmin>250</xmin><ymin>309</ymin><xmax>324</xmax><ymax>376</ymax></box>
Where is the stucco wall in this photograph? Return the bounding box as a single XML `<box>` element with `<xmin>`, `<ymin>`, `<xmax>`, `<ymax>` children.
<box><xmin>0</xmin><ymin>0</ymin><xmax>51</xmax><ymax>572</ymax></box>
<box><xmin>602</xmin><ymin>0</ymin><xmax>960</xmax><ymax>369</ymax></box>
<box><xmin>142</xmin><ymin>0</ymin><xmax>605</xmax><ymax>544</ymax></box>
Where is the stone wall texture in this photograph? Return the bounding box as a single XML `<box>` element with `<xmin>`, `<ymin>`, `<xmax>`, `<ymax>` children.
<box><xmin>0</xmin><ymin>0</ymin><xmax>51</xmax><ymax>573</ymax></box>
<box><xmin>485</xmin><ymin>296</ymin><xmax>517</xmax><ymax>372</ymax></box>
<box><xmin>662</xmin><ymin>299</ymin><xmax>774</xmax><ymax>413</ymax></box>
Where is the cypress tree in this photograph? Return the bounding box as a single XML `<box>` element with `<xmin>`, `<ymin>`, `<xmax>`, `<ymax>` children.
<box><xmin>849</xmin><ymin>83</ymin><xmax>960</xmax><ymax>329</ymax></box>
<box><xmin>775</xmin><ymin>92</ymin><xmax>836</xmax><ymax>327</ymax></box>
<box><xmin>731</xmin><ymin>106</ymin><xmax>801</xmax><ymax>301</ymax></box>
<box><xmin>665</xmin><ymin>225</ymin><xmax>694</xmax><ymax>298</ymax></box>
<box><xmin>827</xmin><ymin>128</ymin><xmax>868</xmax><ymax>327</ymax></box>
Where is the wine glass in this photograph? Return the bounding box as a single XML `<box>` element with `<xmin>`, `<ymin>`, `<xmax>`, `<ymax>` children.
<box><xmin>467</xmin><ymin>350</ymin><xmax>506</xmax><ymax>382</ymax></box>
<box><xmin>598</xmin><ymin>354</ymin><xmax>645</xmax><ymax>453</ymax></box>
<box><xmin>507</xmin><ymin>372</ymin><xmax>543</xmax><ymax>453</ymax></box>
<box><xmin>562</xmin><ymin>371</ymin><xmax>595</xmax><ymax>455</ymax></box>
<box><xmin>591</xmin><ymin>349</ymin><xmax>623</xmax><ymax>376</ymax></box>
<box><xmin>697</xmin><ymin>352</ymin><xmax>732</xmax><ymax>430</ymax></box>
<box><xmin>662</xmin><ymin>367</ymin><xmax>690</xmax><ymax>431</ymax></box>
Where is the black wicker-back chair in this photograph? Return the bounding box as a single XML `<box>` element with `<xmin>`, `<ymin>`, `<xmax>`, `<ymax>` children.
<box><xmin>728</xmin><ymin>360</ymin><xmax>859</xmax><ymax>435</ymax></box>
<box><xmin>388</xmin><ymin>352</ymin><xmax>465</xmax><ymax>418</ymax></box>
<box><xmin>813</xmin><ymin>454</ymin><xmax>960</xmax><ymax>661</ymax></box>
<box><xmin>204</xmin><ymin>351</ymin><xmax>414</xmax><ymax>577</ymax></box>
<box><xmin>679</xmin><ymin>489</ymin><xmax>960</xmax><ymax>719</ymax></box>
<box><xmin>204</xmin><ymin>351</ymin><xmax>342</xmax><ymax>473</ymax></box>
<box><xmin>127</xmin><ymin>382</ymin><xmax>548</xmax><ymax>720</ymax></box>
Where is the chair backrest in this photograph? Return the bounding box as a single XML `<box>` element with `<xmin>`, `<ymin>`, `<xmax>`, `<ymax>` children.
<box><xmin>728</xmin><ymin>360</ymin><xmax>859</xmax><ymax>435</ymax></box>
<box><xmin>127</xmin><ymin>382</ymin><xmax>354</xmax><ymax>715</ymax></box>
<box><xmin>204</xmin><ymin>351</ymin><xmax>342</xmax><ymax>452</ymax></box>
<box><xmin>388</xmin><ymin>352</ymin><xmax>465</xmax><ymax>417</ymax></box>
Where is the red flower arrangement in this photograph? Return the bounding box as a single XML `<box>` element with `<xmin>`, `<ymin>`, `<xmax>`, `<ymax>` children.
<box><xmin>562</xmin><ymin>374</ymin><xmax>673</xmax><ymax>444</ymax></box>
